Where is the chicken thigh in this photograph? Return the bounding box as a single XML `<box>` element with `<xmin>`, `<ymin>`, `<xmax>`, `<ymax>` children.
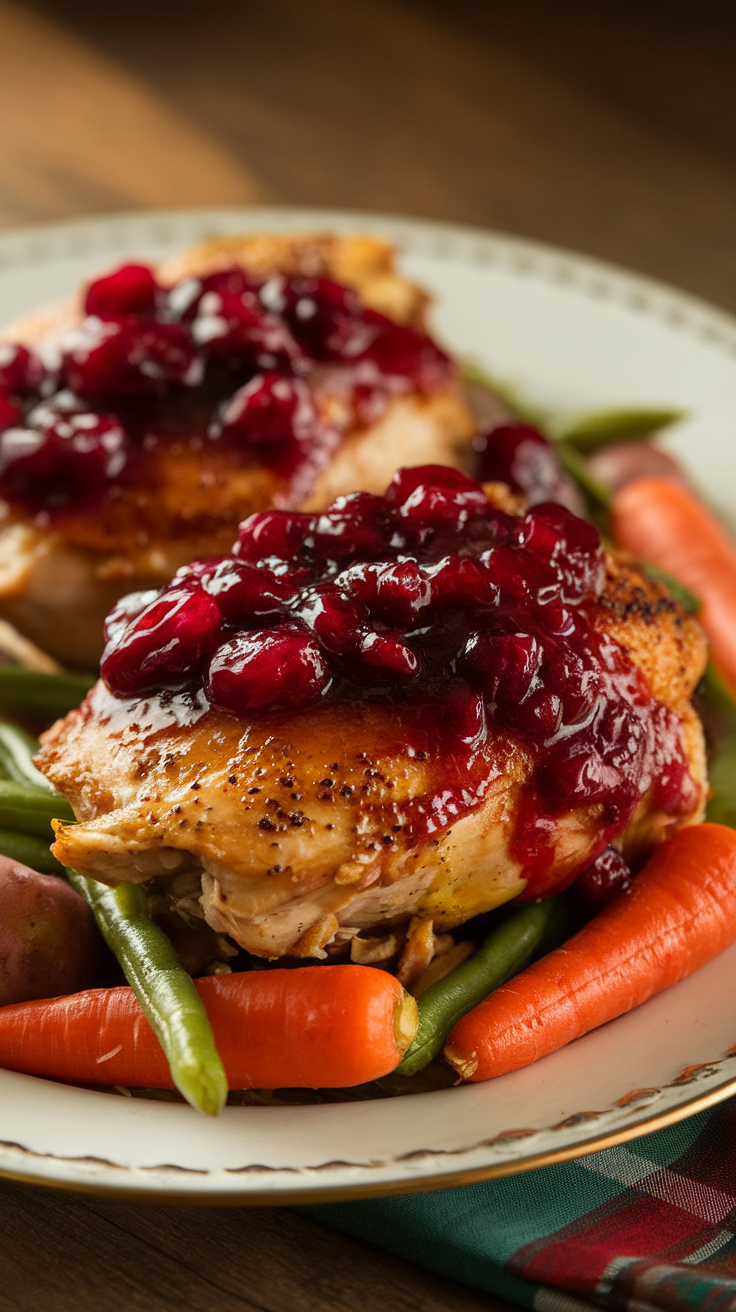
<box><xmin>38</xmin><ymin>469</ymin><xmax>707</xmax><ymax>960</ymax></box>
<box><xmin>0</xmin><ymin>234</ymin><xmax>473</xmax><ymax>667</ymax></box>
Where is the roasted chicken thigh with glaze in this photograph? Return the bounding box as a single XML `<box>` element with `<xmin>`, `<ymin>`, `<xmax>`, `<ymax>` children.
<box><xmin>0</xmin><ymin>234</ymin><xmax>473</xmax><ymax>667</ymax></box>
<box><xmin>37</xmin><ymin>467</ymin><xmax>707</xmax><ymax>961</ymax></box>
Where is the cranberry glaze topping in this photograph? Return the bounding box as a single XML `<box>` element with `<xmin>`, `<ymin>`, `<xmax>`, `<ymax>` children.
<box><xmin>101</xmin><ymin>465</ymin><xmax>698</xmax><ymax>895</ymax></box>
<box><xmin>471</xmin><ymin>420</ymin><xmax>584</xmax><ymax>515</ymax></box>
<box><xmin>576</xmin><ymin>847</ymin><xmax>632</xmax><ymax>908</ymax></box>
<box><xmin>0</xmin><ymin>263</ymin><xmax>450</xmax><ymax>520</ymax></box>
<box><xmin>473</xmin><ymin>423</ymin><xmax>566</xmax><ymax>505</ymax></box>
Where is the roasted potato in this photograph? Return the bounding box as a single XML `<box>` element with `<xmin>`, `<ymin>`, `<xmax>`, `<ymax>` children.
<box><xmin>0</xmin><ymin>857</ymin><xmax>99</xmax><ymax>1006</ymax></box>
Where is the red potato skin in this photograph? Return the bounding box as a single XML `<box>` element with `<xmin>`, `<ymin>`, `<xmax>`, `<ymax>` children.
<box><xmin>0</xmin><ymin>964</ymin><xmax>408</xmax><ymax>1089</ymax></box>
<box><xmin>0</xmin><ymin>857</ymin><xmax>99</xmax><ymax>1006</ymax></box>
<box><xmin>445</xmin><ymin>824</ymin><xmax>736</xmax><ymax>1082</ymax></box>
<box><xmin>588</xmin><ymin>443</ymin><xmax>689</xmax><ymax>495</ymax></box>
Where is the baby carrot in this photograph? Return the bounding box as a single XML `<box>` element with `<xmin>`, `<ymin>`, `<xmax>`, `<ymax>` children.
<box><xmin>0</xmin><ymin>964</ymin><xmax>418</xmax><ymax>1092</ymax></box>
<box><xmin>612</xmin><ymin>477</ymin><xmax>736</xmax><ymax>695</ymax></box>
<box><xmin>445</xmin><ymin>823</ymin><xmax>736</xmax><ymax>1082</ymax></box>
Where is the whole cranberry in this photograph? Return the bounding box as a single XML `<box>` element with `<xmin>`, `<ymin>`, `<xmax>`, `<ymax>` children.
<box><xmin>386</xmin><ymin>464</ymin><xmax>486</xmax><ymax>508</ymax></box>
<box><xmin>481</xmin><ymin>544</ymin><xmax>535</xmax><ymax>607</ymax></box>
<box><xmin>62</xmin><ymin>316</ymin><xmax>202</xmax><ymax>401</ymax></box>
<box><xmin>0</xmin><ymin>404</ymin><xmax>128</xmax><ymax>507</ymax></box>
<box><xmin>261</xmin><ymin>275</ymin><xmax>376</xmax><ymax>362</ymax></box>
<box><xmin>296</xmin><ymin>584</ymin><xmax>366</xmax><ymax>656</ymax></box>
<box><xmin>542</xmin><ymin>637</ymin><xmax>601</xmax><ymax>726</ymax></box>
<box><xmin>576</xmin><ymin>847</ymin><xmax>632</xmax><ymax>907</ymax></box>
<box><xmin>165</xmin><ymin>267</ymin><xmax>261</xmax><ymax>321</ymax></box>
<box><xmin>426</xmin><ymin>556</ymin><xmax>499</xmax><ymax>611</ymax></box>
<box><xmin>337</xmin><ymin>559</ymin><xmax>432</xmax><ymax>625</ymax></box>
<box><xmin>439</xmin><ymin>682</ymin><xmax>486</xmax><ymax>748</ymax></box>
<box><xmin>101</xmin><ymin>587</ymin><xmax>222</xmax><ymax>696</ymax></box>
<box><xmin>191</xmin><ymin>290</ymin><xmax>301</xmax><ymax>371</ymax></box>
<box><xmin>84</xmin><ymin>264</ymin><xmax>159</xmax><ymax>317</ymax></box>
<box><xmin>310</xmin><ymin>492</ymin><xmax>390</xmax><ymax>563</ymax></box>
<box><xmin>461</xmin><ymin>631</ymin><xmax>542</xmax><ymax>704</ymax></box>
<box><xmin>387</xmin><ymin>465</ymin><xmax>490</xmax><ymax>544</ymax></box>
<box><xmin>358</xmin><ymin>631</ymin><xmax>419</xmax><ymax>678</ymax></box>
<box><xmin>0</xmin><ymin>343</ymin><xmax>44</xmax><ymax>399</ymax></box>
<box><xmin>103</xmin><ymin>589</ymin><xmax>162</xmax><ymax>645</ymax></box>
<box><xmin>172</xmin><ymin>557</ymin><xmax>228</xmax><ymax>587</ymax></box>
<box><xmin>519</xmin><ymin>688</ymin><xmax>564</xmax><ymax>738</ymax></box>
<box><xmin>358</xmin><ymin>314</ymin><xmax>450</xmax><ymax>391</ymax></box>
<box><xmin>539</xmin><ymin>730</ymin><xmax>624</xmax><ymax>808</ymax></box>
<box><xmin>235</xmin><ymin>509</ymin><xmax>317</xmax><ymax>564</ymax></box>
<box><xmin>0</xmin><ymin>395</ymin><xmax>21</xmax><ymax>431</ymax></box>
<box><xmin>473</xmin><ymin>424</ymin><xmax>566</xmax><ymax>504</ymax></box>
<box><xmin>212</xmin><ymin>373</ymin><xmax>317</xmax><ymax>455</ymax></box>
<box><xmin>516</xmin><ymin>503</ymin><xmax>603</xmax><ymax>603</ymax></box>
<box><xmin>200</xmin><ymin>559</ymin><xmax>296</xmax><ymax>624</ymax></box>
<box><xmin>207</xmin><ymin>625</ymin><xmax>329</xmax><ymax>713</ymax></box>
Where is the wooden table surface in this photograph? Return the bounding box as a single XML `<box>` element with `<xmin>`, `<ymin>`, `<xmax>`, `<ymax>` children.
<box><xmin>0</xmin><ymin>1</ymin><xmax>734</xmax><ymax>1307</ymax></box>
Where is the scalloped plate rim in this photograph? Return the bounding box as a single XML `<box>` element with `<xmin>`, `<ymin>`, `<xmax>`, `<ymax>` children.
<box><xmin>0</xmin><ymin>205</ymin><xmax>735</xmax><ymax>1203</ymax></box>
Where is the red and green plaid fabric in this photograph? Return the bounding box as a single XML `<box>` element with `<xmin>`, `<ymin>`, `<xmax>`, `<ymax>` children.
<box><xmin>308</xmin><ymin>1100</ymin><xmax>736</xmax><ymax>1310</ymax></box>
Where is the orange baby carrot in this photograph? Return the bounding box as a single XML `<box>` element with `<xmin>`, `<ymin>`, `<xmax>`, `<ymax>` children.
<box><xmin>612</xmin><ymin>476</ymin><xmax>736</xmax><ymax>695</ymax></box>
<box><xmin>445</xmin><ymin>823</ymin><xmax>736</xmax><ymax>1082</ymax></box>
<box><xmin>0</xmin><ymin>964</ymin><xmax>418</xmax><ymax>1091</ymax></box>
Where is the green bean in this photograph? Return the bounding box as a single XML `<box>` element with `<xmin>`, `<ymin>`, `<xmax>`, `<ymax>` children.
<box><xmin>1</xmin><ymin>720</ymin><xmax>227</xmax><ymax>1114</ymax></box>
<box><xmin>0</xmin><ymin>827</ymin><xmax>64</xmax><ymax>874</ymax></box>
<box><xmin>706</xmin><ymin>747</ymin><xmax>736</xmax><ymax>829</ymax></box>
<box><xmin>547</xmin><ymin>407</ymin><xmax>684</xmax><ymax>452</ymax></box>
<box><xmin>397</xmin><ymin>897</ymin><xmax>569</xmax><ymax>1076</ymax></box>
<box><xmin>0</xmin><ymin>779</ymin><xmax>75</xmax><ymax>839</ymax></box>
<box><xmin>556</xmin><ymin>442</ymin><xmax>612</xmax><ymax>512</ymax></box>
<box><xmin>702</xmin><ymin>662</ymin><xmax>736</xmax><ymax>830</ymax></box>
<box><xmin>641</xmin><ymin>563</ymin><xmax>700</xmax><ymax>615</ymax></box>
<box><xmin>65</xmin><ymin>870</ymin><xmax>228</xmax><ymax>1117</ymax></box>
<box><xmin>0</xmin><ymin>721</ymin><xmax>54</xmax><ymax>790</ymax></box>
<box><xmin>702</xmin><ymin>660</ymin><xmax>736</xmax><ymax>725</ymax></box>
<box><xmin>0</xmin><ymin>722</ymin><xmax>71</xmax><ymax>848</ymax></box>
<box><xmin>0</xmin><ymin>667</ymin><xmax>96</xmax><ymax>721</ymax></box>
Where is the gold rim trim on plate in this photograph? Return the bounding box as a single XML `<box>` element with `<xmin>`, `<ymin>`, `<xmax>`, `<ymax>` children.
<box><xmin>2</xmin><ymin>1073</ymin><xmax>736</xmax><ymax>1206</ymax></box>
<box><xmin>2</xmin><ymin>206</ymin><xmax>736</xmax><ymax>1205</ymax></box>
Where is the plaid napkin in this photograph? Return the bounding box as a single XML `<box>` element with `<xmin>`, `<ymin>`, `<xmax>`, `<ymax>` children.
<box><xmin>306</xmin><ymin>1098</ymin><xmax>736</xmax><ymax>1310</ymax></box>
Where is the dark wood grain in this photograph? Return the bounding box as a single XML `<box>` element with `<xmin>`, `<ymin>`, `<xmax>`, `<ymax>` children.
<box><xmin>0</xmin><ymin>2</ymin><xmax>733</xmax><ymax>1307</ymax></box>
<box><xmin>0</xmin><ymin>1179</ymin><xmax>497</xmax><ymax>1312</ymax></box>
<box><xmin>3</xmin><ymin>0</ymin><xmax>736</xmax><ymax>308</ymax></box>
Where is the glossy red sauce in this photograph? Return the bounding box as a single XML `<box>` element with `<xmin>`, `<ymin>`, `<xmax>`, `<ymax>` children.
<box><xmin>100</xmin><ymin>465</ymin><xmax>697</xmax><ymax>893</ymax></box>
<box><xmin>0</xmin><ymin>265</ymin><xmax>450</xmax><ymax>529</ymax></box>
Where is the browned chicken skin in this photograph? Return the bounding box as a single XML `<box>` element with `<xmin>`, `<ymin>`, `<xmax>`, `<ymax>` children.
<box><xmin>38</xmin><ymin>549</ymin><xmax>707</xmax><ymax>961</ymax></box>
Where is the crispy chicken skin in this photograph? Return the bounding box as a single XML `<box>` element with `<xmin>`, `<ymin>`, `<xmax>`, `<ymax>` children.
<box><xmin>0</xmin><ymin>235</ymin><xmax>474</xmax><ymax>668</ymax></box>
<box><xmin>38</xmin><ymin>550</ymin><xmax>707</xmax><ymax>960</ymax></box>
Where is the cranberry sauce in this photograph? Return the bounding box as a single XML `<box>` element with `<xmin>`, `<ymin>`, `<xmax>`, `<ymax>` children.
<box><xmin>471</xmin><ymin>420</ymin><xmax>584</xmax><ymax>516</ymax></box>
<box><xmin>100</xmin><ymin>465</ymin><xmax>698</xmax><ymax>894</ymax></box>
<box><xmin>575</xmin><ymin>847</ymin><xmax>632</xmax><ymax>908</ymax></box>
<box><xmin>0</xmin><ymin>265</ymin><xmax>450</xmax><ymax>527</ymax></box>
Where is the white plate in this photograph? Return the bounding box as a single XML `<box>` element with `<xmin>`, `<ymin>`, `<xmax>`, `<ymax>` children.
<box><xmin>1</xmin><ymin>207</ymin><xmax>736</xmax><ymax>1204</ymax></box>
